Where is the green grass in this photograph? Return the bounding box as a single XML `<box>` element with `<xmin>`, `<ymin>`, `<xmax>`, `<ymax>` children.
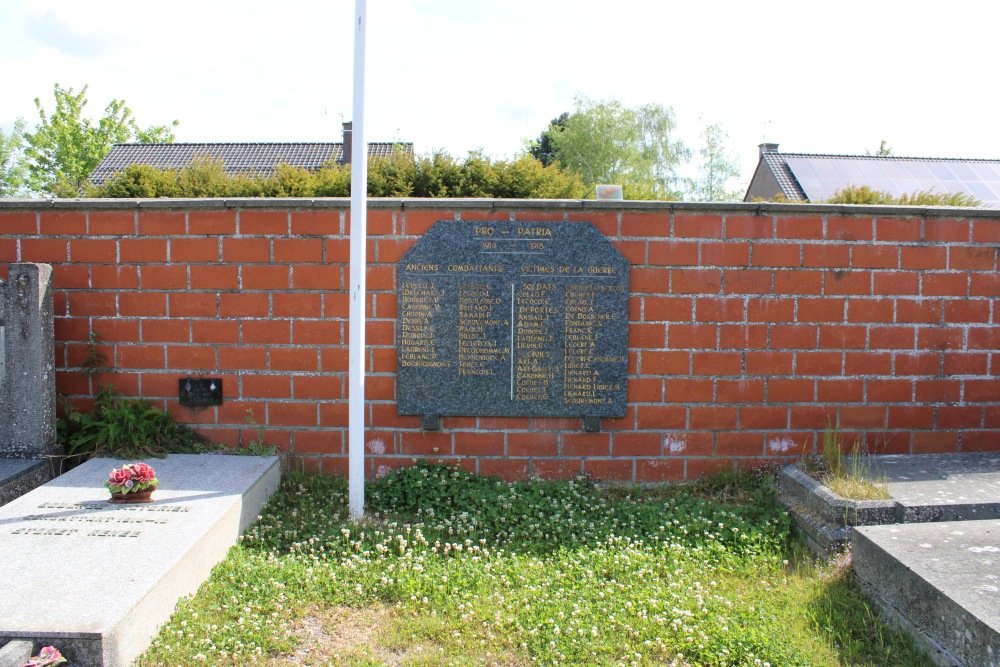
<box><xmin>137</xmin><ymin>463</ymin><xmax>931</xmax><ymax>667</ymax></box>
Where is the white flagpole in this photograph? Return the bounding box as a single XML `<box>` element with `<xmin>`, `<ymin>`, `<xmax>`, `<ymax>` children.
<box><xmin>348</xmin><ymin>0</ymin><xmax>368</xmax><ymax>519</ymax></box>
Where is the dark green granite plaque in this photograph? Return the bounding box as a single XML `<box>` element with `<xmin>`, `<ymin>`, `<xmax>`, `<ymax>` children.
<box><xmin>397</xmin><ymin>220</ymin><xmax>629</xmax><ymax>418</ymax></box>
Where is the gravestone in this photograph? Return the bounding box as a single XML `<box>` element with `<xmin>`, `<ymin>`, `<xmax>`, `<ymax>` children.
<box><xmin>0</xmin><ymin>263</ymin><xmax>57</xmax><ymax>505</ymax></box>
<box><xmin>0</xmin><ymin>454</ymin><xmax>281</xmax><ymax>667</ymax></box>
<box><xmin>397</xmin><ymin>221</ymin><xmax>629</xmax><ymax>425</ymax></box>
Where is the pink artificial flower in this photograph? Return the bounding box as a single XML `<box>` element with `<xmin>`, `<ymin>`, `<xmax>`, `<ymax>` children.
<box><xmin>131</xmin><ymin>462</ymin><xmax>156</xmax><ymax>482</ymax></box>
<box><xmin>108</xmin><ymin>468</ymin><xmax>131</xmax><ymax>486</ymax></box>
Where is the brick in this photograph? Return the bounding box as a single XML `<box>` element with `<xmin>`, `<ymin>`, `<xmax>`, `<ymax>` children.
<box><xmin>640</xmin><ymin>350</ymin><xmax>688</xmax><ymax>375</ymax></box>
<box><xmin>243</xmin><ymin>320</ymin><xmax>291</xmax><ymax>344</ymax></box>
<box><xmin>922</xmin><ymin>273</ymin><xmax>968</xmax><ymax>297</ymax></box>
<box><xmin>900</xmin><ymin>246</ymin><xmax>946</xmax><ymax>270</ymax></box>
<box><xmin>824</xmin><ymin>270</ymin><xmax>870</xmax><ymax>295</ymax></box>
<box><xmin>798</xmin><ymin>298</ymin><xmax>844</xmax><ymax>322</ymax></box>
<box><xmin>610</xmin><ymin>433</ymin><xmax>661</xmax><ymax>457</ymax></box>
<box><xmin>89</xmin><ymin>211</ymin><xmax>135</xmax><ymax>235</ymax></box>
<box><xmin>686</xmin><ymin>458</ymin><xmax>735</xmax><ymax>479</ymax></box>
<box><xmin>971</xmin><ymin>273</ymin><xmax>1000</xmax><ymax>297</ymax></box>
<box><xmin>943</xmin><ymin>352</ymin><xmax>988</xmax><ymax>375</ymax></box>
<box><xmin>118</xmin><ymin>292</ymin><xmax>167</xmax><ymax>317</ymax></box>
<box><xmin>917</xmin><ymin>328</ymin><xmax>962</xmax><ymax>351</ymax></box>
<box><xmin>582</xmin><ymin>459</ymin><xmax>633</xmax><ymax>482</ymax></box>
<box><xmin>846</xmin><ymin>352</ymin><xmax>892</xmax><ymax>375</ymax></box>
<box><xmin>726</xmin><ymin>215</ymin><xmax>773</xmax><ymax>238</ymax></box>
<box><xmin>700</xmin><ymin>241</ymin><xmax>750</xmax><ymax>267</ymax></box>
<box><xmin>966</xmin><ymin>379</ymin><xmax>1000</xmax><ymax>402</ymax></box>
<box><xmin>0</xmin><ymin>211</ymin><xmax>38</xmax><ymax>234</ymax></box>
<box><xmin>847</xmin><ymin>298</ymin><xmax>893</xmax><ymax>323</ymax></box>
<box><xmin>868</xmin><ymin>379</ymin><xmax>913</xmax><ymax>402</ymax></box>
<box><xmin>90</xmin><ymin>318</ymin><xmax>139</xmax><ymax>344</ymax></box>
<box><xmin>219</xmin><ymin>346</ymin><xmax>267</xmax><ymax>371</ymax></box>
<box><xmin>876</xmin><ymin>217</ymin><xmax>921</xmax><ymax>241</ymax></box>
<box><xmin>802</xmin><ymin>244</ymin><xmax>849</xmax><ymax>268</ymax></box>
<box><xmin>968</xmin><ymin>328</ymin><xmax>1000</xmax><ymax>350</ymax></box>
<box><xmin>663</xmin><ymin>379</ymin><xmax>712</xmax><ymax>403</ymax></box>
<box><xmin>403</xmin><ymin>210</ymin><xmax>451</xmax><ymax>236</ymax></box>
<box><xmin>240</xmin><ymin>210</ymin><xmax>288</xmax><ymax>234</ymax></box>
<box><xmin>747</xmin><ymin>298</ymin><xmax>794</xmax><ymax>322</ymax></box>
<box><xmin>746</xmin><ymin>351</ymin><xmax>793</xmax><ymax>375</ymax></box>
<box><xmin>507</xmin><ymin>432</ymin><xmax>558</xmax><ymax>457</ymax></box>
<box><xmin>827</xmin><ymin>217</ymin><xmax>873</xmax><ymax>241</ymax></box>
<box><xmin>0</xmin><ymin>238</ymin><xmax>16</xmax><ymax>262</ymax></box>
<box><xmin>887</xmin><ymin>406</ymin><xmax>934</xmax><ymax>429</ymax></box>
<box><xmin>912</xmin><ymin>432</ymin><xmax>958</xmax><ymax>454</ymax></box>
<box><xmin>274</xmin><ymin>238</ymin><xmax>323</xmax><ymax>262</ymax></box>
<box><xmin>925</xmin><ymin>218</ymin><xmax>969</xmax><ymax>242</ymax></box>
<box><xmin>365</xmin><ymin>264</ymin><xmax>395</xmax><ymax>290</ymax></box>
<box><xmin>788</xmin><ymin>405</ymin><xmax>836</xmax><ymax>429</ymax></box>
<box><xmin>672</xmin><ymin>268</ymin><xmax>721</xmax><ymax>294</ymax></box>
<box><xmin>853</xmin><ymin>245</ymin><xmax>897</xmax><ymax>269</ymax></box>
<box><xmin>627</xmin><ymin>322</ymin><xmax>664</xmax><ymax>348</ymax></box>
<box><xmin>117</xmin><ymin>344</ymin><xmax>166</xmax><ymax>369</ymax></box>
<box><xmin>741</xmin><ymin>405</ymin><xmax>788</xmax><ymax>429</ymax></box>
<box><xmin>219</xmin><ymin>292</ymin><xmax>269</xmax><ymax>318</ymax></box>
<box><xmin>375</xmin><ymin>238</ymin><xmax>415</xmax><ymax>264</ymax></box>
<box><xmin>724</xmin><ymin>269</ymin><xmax>772</xmax><ymax>294</ymax></box>
<box><xmin>692</xmin><ymin>351</ymin><xmax>741</xmax><ymax>375</ymax></box>
<box><xmin>363</xmin><ymin>373</ymin><xmax>394</xmax><ymax>400</ymax></box>
<box><xmin>694</xmin><ymin>297</ymin><xmax>743</xmax><ymax>322</ymax></box>
<box><xmin>973</xmin><ymin>219</ymin><xmax>1000</xmax><ymax>243</ymax></box>
<box><xmin>642</xmin><ymin>296</ymin><xmax>692</xmax><ymax>321</ymax></box>
<box><xmin>752</xmin><ymin>243</ymin><xmax>800</xmax><ymax>267</ymax></box>
<box><xmin>291</xmin><ymin>265</ymin><xmax>343</xmax><ymax>290</ymax></box>
<box><xmin>667</xmin><ymin>323</ymin><xmax>715</xmax><ymax>349</ymax></box>
<box><xmin>631</xmin><ymin>267</ymin><xmax>668</xmax><ymax>293</ymax></box>
<box><xmin>768</xmin><ymin>378</ymin><xmax>814</xmax><ymax>402</ymax></box>
<box><xmin>291</xmin><ymin>320</ymin><xmax>342</xmax><ymax>346</ymax></box>
<box><xmin>69</xmin><ymin>239</ymin><xmax>115</xmax><ymax>262</ymax></box>
<box><xmin>119</xmin><ymin>238</ymin><xmax>167</xmax><ymax>263</ymax></box>
<box><xmin>272</xmin><ymin>293</ymin><xmax>322</xmax><ymax>318</ymax></box>
<box><xmin>627</xmin><ymin>377</ymin><xmax>663</xmax><ymax>403</ymax></box>
<box><xmin>938</xmin><ymin>406</ymin><xmax>983</xmax><ymax>429</ymax></box>
<box><xmin>140</xmin><ymin>318</ymin><xmax>190</xmax><ymax>343</ymax></box>
<box><xmin>168</xmin><ymin>293</ymin><xmax>217</xmax><ymax>317</ymax></box>
<box><xmin>874</xmin><ymin>272</ymin><xmax>920</xmax><ymax>295</ymax></box>
<box><xmin>839</xmin><ymin>406</ymin><xmax>885</xmax><ymax>428</ymax></box>
<box><xmin>187</xmin><ymin>265</ymin><xmax>236</xmax><ymax>290</ymax></box>
<box><xmin>221</xmin><ymin>238</ymin><xmax>270</xmax><ymax>263</ymax></box>
<box><xmin>648</xmin><ymin>240</ymin><xmax>698</xmax><ymax>266</ymax></box>
<box><xmin>717</xmin><ymin>378</ymin><xmax>764</xmax><ymax>403</ymax></box>
<box><xmin>561</xmin><ymin>432</ymin><xmax>610</xmax><ymax>457</ymax></box>
<box><xmin>291</xmin><ymin>210</ymin><xmax>340</xmax><ymax>235</ymax></box>
<box><xmin>777</xmin><ymin>216</ymin><xmax>822</xmax><ymax>239</ymax></box>
<box><xmin>950</xmin><ymin>246</ymin><xmax>996</xmax><ymax>271</ymax></box>
<box><xmin>479</xmin><ymin>459</ymin><xmax>531</xmax><ymax>482</ymax></box>
<box><xmin>774</xmin><ymin>270</ymin><xmax>821</xmax><ymax>295</ymax></box>
<box><xmin>243</xmin><ymin>375</ymin><xmax>292</xmax><ymax>398</ymax></box>
<box><xmin>67</xmin><ymin>293</ymin><xmax>115</xmax><ymax>316</ymax></box>
<box><xmin>140</xmin><ymin>265</ymin><xmax>187</xmax><ymax>289</ymax></box>
<box><xmin>320</xmin><ymin>346</ymin><xmax>349</xmax><ymax>372</ymax></box>
<box><xmin>21</xmin><ymin>239</ymin><xmax>68</xmax><ymax>263</ymax></box>
<box><xmin>766</xmin><ymin>434</ymin><xmax>812</xmax><ymax>457</ymax></box>
<box><xmin>635</xmin><ymin>404</ymin><xmax>686</xmax><ymax>429</ymax></box>
<box><xmin>268</xmin><ymin>401</ymin><xmax>319</xmax><ymax>427</ymax></box>
<box><xmin>90</xmin><ymin>265</ymin><xmax>138</xmax><ymax>289</ymax></box>
<box><xmin>816</xmin><ymin>379</ymin><xmax>865</xmax><ymax>403</ymax></box>
<box><xmin>192</xmin><ymin>320</ymin><xmax>240</xmax><ymax>343</ymax></box>
<box><xmin>688</xmin><ymin>406</ymin><xmax>736</xmax><ymax>429</ymax></box>
<box><xmin>167</xmin><ymin>345</ymin><xmax>215</xmax><ymax>370</ymax></box>
<box><xmin>895</xmin><ymin>352</ymin><xmax>940</xmax><ymax>376</ymax></box>
<box><xmin>771</xmin><ymin>325</ymin><xmax>817</xmax><ymax>349</ymax></box>
<box><xmin>635</xmin><ymin>458</ymin><xmax>685</xmax><ymax>482</ymax></box>
<box><xmin>819</xmin><ymin>325</ymin><xmax>866</xmax><ymax>349</ymax></box>
<box><xmin>896</xmin><ymin>299</ymin><xmax>941</xmax><ymax>323</ymax></box>
<box><xmin>138</xmin><ymin>211</ymin><xmax>185</xmax><ymax>235</ymax></box>
<box><xmin>944</xmin><ymin>300</ymin><xmax>990</xmax><ymax>323</ymax></box>
<box><xmin>719</xmin><ymin>324</ymin><xmax>767</xmax><ymax>349</ymax></box>
<box><xmin>962</xmin><ymin>431</ymin><xmax>1000</xmax><ymax>452</ymax></box>
<box><xmin>612</xmin><ymin>240</ymin><xmax>647</xmax><ymax>264</ymax></box>
<box><xmin>674</xmin><ymin>214</ymin><xmax>722</xmax><ymax>238</ymax></box>
<box><xmin>532</xmin><ymin>459</ymin><xmax>583</xmax><ymax>480</ymax></box>
<box><xmin>173</xmin><ymin>238</ymin><xmax>224</xmax><ymax>264</ymax></box>
<box><xmin>367</xmin><ymin>209</ymin><xmax>396</xmax><ymax>235</ymax></box>
<box><xmin>243</xmin><ymin>265</ymin><xmax>291</xmax><ymax>290</ymax></box>
<box><xmin>292</xmin><ymin>375</ymin><xmax>342</xmax><ymax>400</ymax></box>
<box><xmin>716</xmin><ymin>432</ymin><xmax>763</xmax><ymax>456</ymax></box>
<box><xmin>797</xmin><ymin>351</ymin><xmax>843</xmax><ymax>375</ymax></box>
<box><xmin>451</xmin><ymin>432</ymin><xmax>504</xmax><ymax>457</ymax></box>
<box><xmin>621</xmin><ymin>211</ymin><xmax>669</xmax><ymax>237</ymax></box>
<box><xmin>40</xmin><ymin>211</ymin><xmax>86</xmax><ymax>235</ymax></box>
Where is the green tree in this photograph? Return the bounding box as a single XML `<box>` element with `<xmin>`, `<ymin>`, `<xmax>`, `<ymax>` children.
<box><xmin>0</xmin><ymin>118</ymin><xmax>29</xmax><ymax>197</ymax></box>
<box><xmin>866</xmin><ymin>140</ymin><xmax>893</xmax><ymax>156</ymax></box>
<box><xmin>529</xmin><ymin>112</ymin><xmax>569</xmax><ymax>167</ymax></box>
<box><xmin>543</xmin><ymin>97</ymin><xmax>689</xmax><ymax>200</ymax></box>
<box><xmin>24</xmin><ymin>84</ymin><xmax>178</xmax><ymax>196</ymax></box>
<box><xmin>685</xmin><ymin>122</ymin><xmax>743</xmax><ymax>202</ymax></box>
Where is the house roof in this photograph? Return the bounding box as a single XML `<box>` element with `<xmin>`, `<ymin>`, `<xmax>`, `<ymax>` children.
<box><xmin>90</xmin><ymin>141</ymin><xmax>411</xmax><ymax>186</ymax></box>
<box><xmin>745</xmin><ymin>148</ymin><xmax>1000</xmax><ymax>208</ymax></box>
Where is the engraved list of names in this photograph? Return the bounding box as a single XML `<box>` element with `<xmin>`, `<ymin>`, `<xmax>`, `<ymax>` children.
<box><xmin>397</xmin><ymin>220</ymin><xmax>629</xmax><ymax>418</ymax></box>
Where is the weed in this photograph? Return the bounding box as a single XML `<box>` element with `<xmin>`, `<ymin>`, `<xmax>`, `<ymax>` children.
<box><xmin>815</xmin><ymin>422</ymin><xmax>891</xmax><ymax>501</ymax></box>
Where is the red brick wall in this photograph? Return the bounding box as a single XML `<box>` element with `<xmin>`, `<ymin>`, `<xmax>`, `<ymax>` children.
<box><xmin>2</xmin><ymin>200</ymin><xmax>998</xmax><ymax>481</ymax></box>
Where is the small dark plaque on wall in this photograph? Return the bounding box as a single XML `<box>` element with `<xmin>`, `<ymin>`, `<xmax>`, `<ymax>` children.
<box><xmin>396</xmin><ymin>220</ymin><xmax>629</xmax><ymax>418</ymax></box>
<box><xmin>179</xmin><ymin>377</ymin><xmax>223</xmax><ymax>407</ymax></box>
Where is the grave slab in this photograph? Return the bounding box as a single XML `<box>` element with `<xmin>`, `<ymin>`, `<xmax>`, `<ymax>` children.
<box><xmin>853</xmin><ymin>520</ymin><xmax>1000</xmax><ymax>667</ymax></box>
<box><xmin>0</xmin><ymin>454</ymin><xmax>281</xmax><ymax>667</ymax></box>
<box><xmin>0</xmin><ymin>459</ymin><xmax>51</xmax><ymax>508</ymax></box>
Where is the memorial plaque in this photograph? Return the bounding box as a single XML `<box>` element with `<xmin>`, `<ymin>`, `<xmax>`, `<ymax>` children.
<box><xmin>397</xmin><ymin>220</ymin><xmax>629</xmax><ymax>418</ymax></box>
<box><xmin>178</xmin><ymin>377</ymin><xmax>223</xmax><ymax>407</ymax></box>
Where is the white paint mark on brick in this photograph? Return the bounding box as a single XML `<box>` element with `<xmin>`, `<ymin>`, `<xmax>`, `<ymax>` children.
<box><xmin>665</xmin><ymin>435</ymin><xmax>686</xmax><ymax>454</ymax></box>
<box><xmin>768</xmin><ymin>437</ymin><xmax>796</xmax><ymax>453</ymax></box>
<box><xmin>376</xmin><ymin>465</ymin><xmax>391</xmax><ymax>479</ymax></box>
<box><xmin>367</xmin><ymin>437</ymin><xmax>385</xmax><ymax>455</ymax></box>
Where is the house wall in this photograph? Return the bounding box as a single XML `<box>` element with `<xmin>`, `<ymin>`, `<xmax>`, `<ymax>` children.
<box><xmin>2</xmin><ymin>199</ymin><xmax>998</xmax><ymax>481</ymax></box>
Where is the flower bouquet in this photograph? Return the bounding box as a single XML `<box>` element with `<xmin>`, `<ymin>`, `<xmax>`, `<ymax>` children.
<box><xmin>105</xmin><ymin>462</ymin><xmax>159</xmax><ymax>503</ymax></box>
<box><xmin>20</xmin><ymin>646</ymin><xmax>67</xmax><ymax>667</ymax></box>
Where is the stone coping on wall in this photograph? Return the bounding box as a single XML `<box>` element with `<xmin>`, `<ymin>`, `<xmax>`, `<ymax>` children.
<box><xmin>0</xmin><ymin>197</ymin><xmax>997</xmax><ymax>219</ymax></box>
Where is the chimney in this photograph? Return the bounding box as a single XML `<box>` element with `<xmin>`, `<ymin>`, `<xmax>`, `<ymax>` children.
<box><xmin>342</xmin><ymin>121</ymin><xmax>353</xmax><ymax>165</ymax></box>
<box><xmin>759</xmin><ymin>142</ymin><xmax>779</xmax><ymax>157</ymax></box>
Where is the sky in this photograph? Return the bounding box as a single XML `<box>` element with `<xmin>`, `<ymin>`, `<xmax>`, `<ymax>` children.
<box><xmin>2</xmin><ymin>0</ymin><xmax>999</xmax><ymax>194</ymax></box>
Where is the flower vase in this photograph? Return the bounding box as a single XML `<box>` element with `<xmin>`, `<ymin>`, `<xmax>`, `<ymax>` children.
<box><xmin>108</xmin><ymin>485</ymin><xmax>157</xmax><ymax>504</ymax></box>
